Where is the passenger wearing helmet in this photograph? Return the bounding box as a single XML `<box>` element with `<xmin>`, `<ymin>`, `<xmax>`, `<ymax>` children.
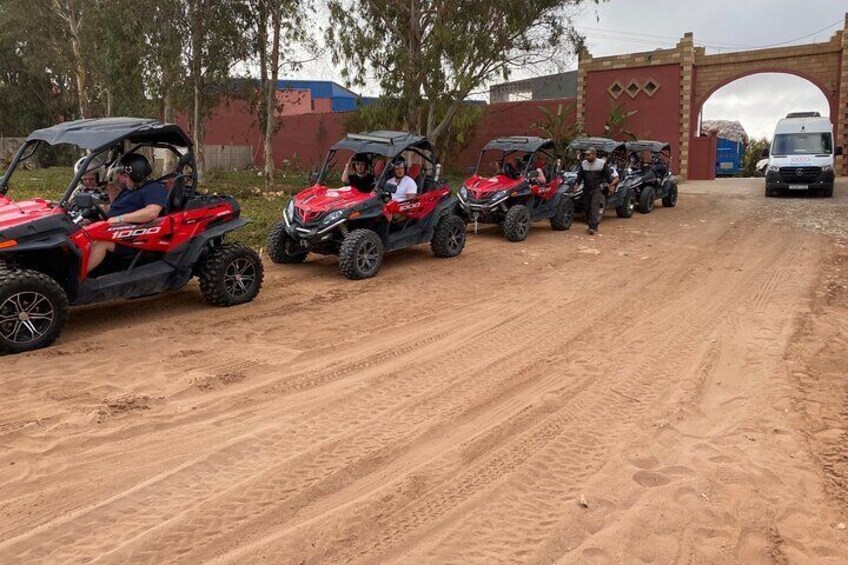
<box><xmin>73</xmin><ymin>157</ymin><xmax>102</xmax><ymax>193</ymax></box>
<box><xmin>385</xmin><ymin>156</ymin><xmax>417</xmax><ymax>202</ymax></box>
<box><xmin>341</xmin><ymin>153</ymin><xmax>375</xmax><ymax>193</ymax></box>
<box><xmin>86</xmin><ymin>153</ymin><xmax>168</xmax><ymax>273</ymax></box>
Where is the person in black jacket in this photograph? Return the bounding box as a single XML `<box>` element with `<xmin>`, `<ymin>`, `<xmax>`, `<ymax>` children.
<box><xmin>576</xmin><ymin>148</ymin><xmax>616</xmax><ymax>235</ymax></box>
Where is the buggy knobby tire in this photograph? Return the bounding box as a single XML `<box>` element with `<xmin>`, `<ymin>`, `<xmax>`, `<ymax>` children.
<box><xmin>616</xmin><ymin>190</ymin><xmax>636</xmax><ymax>218</ymax></box>
<box><xmin>638</xmin><ymin>187</ymin><xmax>656</xmax><ymax>214</ymax></box>
<box><xmin>550</xmin><ymin>196</ymin><xmax>574</xmax><ymax>231</ymax></box>
<box><xmin>503</xmin><ymin>205</ymin><xmax>531</xmax><ymax>242</ymax></box>
<box><xmin>662</xmin><ymin>182</ymin><xmax>678</xmax><ymax>208</ymax></box>
<box><xmin>339</xmin><ymin>229</ymin><xmax>384</xmax><ymax>280</ymax></box>
<box><xmin>267</xmin><ymin>221</ymin><xmax>308</xmax><ymax>264</ymax></box>
<box><xmin>0</xmin><ymin>268</ymin><xmax>69</xmax><ymax>354</ymax></box>
<box><xmin>199</xmin><ymin>243</ymin><xmax>264</xmax><ymax>307</ymax></box>
<box><xmin>431</xmin><ymin>214</ymin><xmax>467</xmax><ymax>258</ymax></box>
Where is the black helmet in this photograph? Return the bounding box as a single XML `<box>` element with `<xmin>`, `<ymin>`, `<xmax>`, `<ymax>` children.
<box><xmin>392</xmin><ymin>156</ymin><xmax>407</xmax><ymax>171</ymax></box>
<box><xmin>352</xmin><ymin>152</ymin><xmax>371</xmax><ymax>166</ymax></box>
<box><xmin>116</xmin><ymin>153</ymin><xmax>152</xmax><ymax>183</ymax></box>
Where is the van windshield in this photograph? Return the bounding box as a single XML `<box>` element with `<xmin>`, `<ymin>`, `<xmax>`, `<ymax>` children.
<box><xmin>772</xmin><ymin>133</ymin><xmax>832</xmax><ymax>155</ymax></box>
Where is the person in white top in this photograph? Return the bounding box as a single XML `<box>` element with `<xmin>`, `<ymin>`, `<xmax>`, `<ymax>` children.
<box><xmin>385</xmin><ymin>157</ymin><xmax>418</xmax><ymax>202</ymax></box>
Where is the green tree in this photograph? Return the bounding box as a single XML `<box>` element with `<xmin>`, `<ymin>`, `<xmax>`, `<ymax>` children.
<box><xmin>533</xmin><ymin>102</ymin><xmax>584</xmax><ymax>158</ymax></box>
<box><xmin>742</xmin><ymin>137</ymin><xmax>769</xmax><ymax>177</ymax></box>
<box><xmin>186</xmin><ymin>0</ymin><xmax>252</xmax><ymax>181</ymax></box>
<box><xmin>327</xmin><ymin>0</ymin><xmax>597</xmax><ymax>147</ymax></box>
<box><xmin>249</xmin><ymin>0</ymin><xmax>312</xmax><ymax>190</ymax></box>
<box><xmin>603</xmin><ymin>101</ymin><xmax>637</xmax><ymax>140</ymax></box>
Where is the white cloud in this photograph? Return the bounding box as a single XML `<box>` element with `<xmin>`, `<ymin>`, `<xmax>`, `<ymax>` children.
<box><xmin>701</xmin><ymin>73</ymin><xmax>831</xmax><ymax>140</ymax></box>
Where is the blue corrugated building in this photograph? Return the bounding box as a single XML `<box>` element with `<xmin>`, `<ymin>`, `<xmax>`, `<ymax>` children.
<box><xmin>277</xmin><ymin>79</ymin><xmax>378</xmax><ymax>113</ymax></box>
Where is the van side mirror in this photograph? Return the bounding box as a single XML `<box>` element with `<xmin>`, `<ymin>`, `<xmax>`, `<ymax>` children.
<box><xmin>836</xmin><ymin>146</ymin><xmax>844</xmax><ymax>156</ymax></box>
<box><xmin>760</xmin><ymin>147</ymin><xmax>769</xmax><ymax>158</ymax></box>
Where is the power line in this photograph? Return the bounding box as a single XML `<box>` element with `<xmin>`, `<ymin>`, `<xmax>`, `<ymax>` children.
<box><xmin>581</xmin><ymin>17</ymin><xmax>844</xmax><ymax>52</ymax></box>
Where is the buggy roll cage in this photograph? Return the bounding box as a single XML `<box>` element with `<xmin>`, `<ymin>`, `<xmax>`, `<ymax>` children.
<box><xmin>474</xmin><ymin>137</ymin><xmax>558</xmax><ymax>177</ymax></box>
<box><xmin>316</xmin><ymin>131</ymin><xmax>440</xmax><ymax>188</ymax></box>
<box><xmin>0</xmin><ymin>118</ymin><xmax>198</xmax><ymax>208</ymax></box>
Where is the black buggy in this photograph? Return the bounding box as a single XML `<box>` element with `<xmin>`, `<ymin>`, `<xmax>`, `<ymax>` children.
<box><xmin>564</xmin><ymin>137</ymin><xmax>637</xmax><ymax>219</ymax></box>
<box><xmin>622</xmin><ymin>140</ymin><xmax>679</xmax><ymax>213</ymax></box>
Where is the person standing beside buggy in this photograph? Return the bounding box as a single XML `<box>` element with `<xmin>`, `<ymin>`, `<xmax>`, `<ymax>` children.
<box><xmin>576</xmin><ymin>147</ymin><xmax>615</xmax><ymax>235</ymax></box>
<box><xmin>87</xmin><ymin>153</ymin><xmax>167</xmax><ymax>273</ymax></box>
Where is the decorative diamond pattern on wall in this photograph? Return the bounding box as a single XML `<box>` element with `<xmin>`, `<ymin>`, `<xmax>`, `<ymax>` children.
<box><xmin>608</xmin><ymin>81</ymin><xmax>624</xmax><ymax>99</ymax></box>
<box><xmin>643</xmin><ymin>78</ymin><xmax>661</xmax><ymax>97</ymax></box>
<box><xmin>625</xmin><ymin>79</ymin><xmax>641</xmax><ymax>99</ymax></box>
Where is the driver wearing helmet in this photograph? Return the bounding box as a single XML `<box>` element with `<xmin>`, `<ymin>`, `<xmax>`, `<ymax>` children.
<box><xmin>341</xmin><ymin>153</ymin><xmax>375</xmax><ymax>192</ymax></box>
<box><xmin>385</xmin><ymin>156</ymin><xmax>417</xmax><ymax>202</ymax></box>
<box><xmin>86</xmin><ymin>153</ymin><xmax>168</xmax><ymax>273</ymax></box>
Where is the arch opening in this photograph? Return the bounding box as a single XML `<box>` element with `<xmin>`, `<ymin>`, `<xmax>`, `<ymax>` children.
<box><xmin>699</xmin><ymin>72</ymin><xmax>832</xmax><ymax>142</ymax></box>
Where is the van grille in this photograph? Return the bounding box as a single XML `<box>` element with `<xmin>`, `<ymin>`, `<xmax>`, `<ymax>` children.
<box><xmin>779</xmin><ymin>166</ymin><xmax>821</xmax><ymax>183</ymax></box>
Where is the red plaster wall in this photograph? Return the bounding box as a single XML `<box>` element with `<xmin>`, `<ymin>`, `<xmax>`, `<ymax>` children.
<box><xmin>584</xmin><ymin>64</ymin><xmax>681</xmax><ymax>165</ymax></box>
<box><xmin>190</xmin><ymin>97</ymin><xmax>580</xmax><ymax>172</ymax></box>
<box><xmin>453</xmin><ymin>98</ymin><xmax>577</xmax><ymax>173</ymax></box>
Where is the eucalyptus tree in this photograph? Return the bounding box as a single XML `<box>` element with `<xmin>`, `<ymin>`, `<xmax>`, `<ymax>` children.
<box><xmin>326</xmin><ymin>0</ymin><xmax>597</xmax><ymax>146</ymax></box>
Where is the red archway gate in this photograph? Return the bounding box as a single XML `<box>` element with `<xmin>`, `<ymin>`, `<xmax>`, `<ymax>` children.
<box><xmin>575</xmin><ymin>14</ymin><xmax>847</xmax><ymax>179</ymax></box>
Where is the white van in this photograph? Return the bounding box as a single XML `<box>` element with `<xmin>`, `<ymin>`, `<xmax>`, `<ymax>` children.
<box><xmin>764</xmin><ymin>112</ymin><xmax>842</xmax><ymax>197</ymax></box>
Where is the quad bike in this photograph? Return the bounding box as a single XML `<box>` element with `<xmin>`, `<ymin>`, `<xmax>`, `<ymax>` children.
<box><xmin>564</xmin><ymin>137</ymin><xmax>637</xmax><ymax>221</ymax></box>
<box><xmin>268</xmin><ymin>131</ymin><xmax>466</xmax><ymax>279</ymax></box>
<box><xmin>457</xmin><ymin>136</ymin><xmax>574</xmax><ymax>242</ymax></box>
<box><xmin>622</xmin><ymin>140</ymin><xmax>679</xmax><ymax>213</ymax></box>
<box><xmin>0</xmin><ymin>118</ymin><xmax>263</xmax><ymax>354</ymax></box>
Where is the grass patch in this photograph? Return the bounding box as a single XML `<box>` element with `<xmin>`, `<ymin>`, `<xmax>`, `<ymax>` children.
<box><xmin>2</xmin><ymin>167</ymin><xmax>472</xmax><ymax>250</ymax></box>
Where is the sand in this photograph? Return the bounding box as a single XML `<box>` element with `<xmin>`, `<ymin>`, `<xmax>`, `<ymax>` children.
<box><xmin>0</xmin><ymin>178</ymin><xmax>846</xmax><ymax>564</ymax></box>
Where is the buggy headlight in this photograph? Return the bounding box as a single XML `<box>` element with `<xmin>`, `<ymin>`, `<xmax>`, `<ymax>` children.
<box><xmin>285</xmin><ymin>199</ymin><xmax>295</xmax><ymax>219</ymax></box>
<box><xmin>491</xmin><ymin>190</ymin><xmax>507</xmax><ymax>200</ymax></box>
<box><xmin>459</xmin><ymin>186</ymin><xmax>468</xmax><ymax>199</ymax></box>
<box><xmin>322</xmin><ymin>209</ymin><xmax>348</xmax><ymax>224</ymax></box>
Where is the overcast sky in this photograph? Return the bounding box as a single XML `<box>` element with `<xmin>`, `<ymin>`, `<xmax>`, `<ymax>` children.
<box><xmin>290</xmin><ymin>0</ymin><xmax>845</xmax><ymax>139</ymax></box>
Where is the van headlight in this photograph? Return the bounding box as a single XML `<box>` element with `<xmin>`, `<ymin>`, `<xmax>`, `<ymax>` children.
<box><xmin>822</xmin><ymin>164</ymin><xmax>833</xmax><ymax>172</ymax></box>
<box><xmin>766</xmin><ymin>165</ymin><xmax>779</xmax><ymax>174</ymax></box>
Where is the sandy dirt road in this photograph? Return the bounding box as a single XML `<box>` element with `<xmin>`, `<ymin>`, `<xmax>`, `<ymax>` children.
<box><xmin>1</xmin><ymin>178</ymin><xmax>847</xmax><ymax>564</ymax></box>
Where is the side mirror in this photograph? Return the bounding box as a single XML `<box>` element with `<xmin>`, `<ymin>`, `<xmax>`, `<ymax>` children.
<box><xmin>385</xmin><ymin>182</ymin><xmax>398</xmax><ymax>194</ymax></box>
<box><xmin>74</xmin><ymin>192</ymin><xmax>95</xmax><ymax>208</ymax></box>
<box><xmin>309</xmin><ymin>172</ymin><xmax>320</xmax><ymax>185</ymax></box>
<box><xmin>836</xmin><ymin>146</ymin><xmax>844</xmax><ymax>156</ymax></box>
<box><xmin>760</xmin><ymin>147</ymin><xmax>769</xmax><ymax>158</ymax></box>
